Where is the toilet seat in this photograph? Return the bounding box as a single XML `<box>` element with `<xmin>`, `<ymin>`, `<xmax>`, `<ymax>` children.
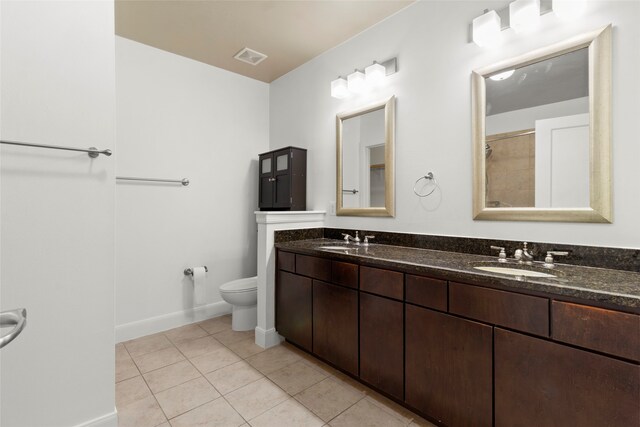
<box><xmin>220</xmin><ymin>277</ymin><xmax>257</xmax><ymax>293</ymax></box>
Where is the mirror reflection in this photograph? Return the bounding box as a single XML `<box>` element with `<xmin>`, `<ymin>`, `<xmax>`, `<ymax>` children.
<box><xmin>336</xmin><ymin>96</ymin><xmax>395</xmax><ymax>217</ymax></box>
<box><xmin>341</xmin><ymin>108</ymin><xmax>386</xmax><ymax>209</ymax></box>
<box><xmin>485</xmin><ymin>48</ymin><xmax>589</xmax><ymax>208</ymax></box>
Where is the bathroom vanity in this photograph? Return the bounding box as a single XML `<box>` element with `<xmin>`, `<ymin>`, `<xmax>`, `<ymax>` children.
<box><xmin>274</xmin><ymin>238</ymin><xmax>640</xmax><ymax>427</ymax></box>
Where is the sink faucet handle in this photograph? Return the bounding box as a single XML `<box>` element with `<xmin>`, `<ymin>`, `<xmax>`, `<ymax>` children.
<box><xmin>363</xmin><ymin>235</ymin><xmax>375</xmax><ymax>245</ymax></box>
<box><xmin>341</xmin><ymin>233</ymin><xmax>352</xmax><ymax>242</ymax></box>
<box><xmin>490</xmin><ymin>246</ymin><xmax>507</xmax><ymax>262</ymax></box>
<box><xmin>544</xmin><ymin>251</ymin><xmax>569</xmax><ymax>268</ymax></box>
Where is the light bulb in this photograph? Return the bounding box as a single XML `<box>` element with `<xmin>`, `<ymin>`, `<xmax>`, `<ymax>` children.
<box><xmin>347</xmin><ymin>71</ymin><xmax>367</xmax><ymax>94</ymax></box>
<box><xmin>509</xmin><ymin>0</ymin><xmax>541</xmax><ymax>33</ymax></box>
<box><xmin>331</xmin><ymin>77</ymin><xmax>349</xmax><ymax>99</ymax></box>
<box><xmin>472</xmin><ymin>10</ymin><xmax>502</xmax><ymax>47</ymax></box>
<box><xmin>365</xmin><ymin>63</ymin><xmax>386</xmax><ymax>86</ymax></box>
<box><xmin>489</xmin><ymin>70</ymin><xmax>515</xmax><ymax>81</ymax></box>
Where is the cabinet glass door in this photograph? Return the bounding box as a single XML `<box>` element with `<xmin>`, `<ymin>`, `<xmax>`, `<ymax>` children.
<box><xmin>261</xmin><ymin>156</ymin><xmax>272</xmax><ymax>175</ymax></box>
<box><xmin>276</xmin><ymin>153</ymin><xmax>288</xmax><ymax>171</ymax></box>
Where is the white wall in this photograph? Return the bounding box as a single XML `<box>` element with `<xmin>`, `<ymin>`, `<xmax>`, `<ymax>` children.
<box><xmin>0</xmin><ymin>1</ymin><xmax>116</xmax><ymax>426</ymax></box>
<box><xmin>270</xmin><ymin>0</ymin><xmax>640</xmax><ymax>249</ymax></box>
<box><xmin>115</xmin><ymin>37</ymin><xmax>269</xmax><ymax>341</ymax></box>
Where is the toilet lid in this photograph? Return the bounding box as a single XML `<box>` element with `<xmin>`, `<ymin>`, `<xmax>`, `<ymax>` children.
<box><xmin>220</xmin><ymin>277</ymin><xmax>257</xmax><ymax>293</ymax></box>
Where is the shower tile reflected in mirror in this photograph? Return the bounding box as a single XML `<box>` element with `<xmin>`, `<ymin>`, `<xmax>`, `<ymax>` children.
<box><xmin>485</xmin><ymin>130</ymin><xmax>535</xmax><ymax>208</ymax></box>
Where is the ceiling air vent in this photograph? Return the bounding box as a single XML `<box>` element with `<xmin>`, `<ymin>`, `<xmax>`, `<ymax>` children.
<box><xmin>233</xmin><ymin>47</ymin><xmax>268</xmax><ymax>66</ymax></box>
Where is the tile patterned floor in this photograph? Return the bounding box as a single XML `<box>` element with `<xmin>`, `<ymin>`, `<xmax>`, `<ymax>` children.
<box><xmin>116</xmin><ymin>315</ymin><xmax>437</xmax><ymax>427</ymax></box>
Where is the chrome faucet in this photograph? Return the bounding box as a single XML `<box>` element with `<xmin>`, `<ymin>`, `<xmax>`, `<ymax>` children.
<box><xmin>515</xmin><ymin>242</ymin><xmax>535</xmax><ymax>264</ymax></box>
<box><xmin>341</xmin><ymin>231</ymin><xmax>360</xmax><ymax>245</ymax></box>
<box><xmin>363</xmin><ymin>235</ymin><xmax>375</xmax><ymax>246</ymax></box>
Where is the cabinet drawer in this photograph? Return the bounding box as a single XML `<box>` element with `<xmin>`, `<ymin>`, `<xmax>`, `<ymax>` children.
<box><xmin>552</xmin><ymin>301</ymin><xmax>640</xmax><ymax>362</ymax></box>
<box><xmin>331</xmin><ymin>261</ymin><xmax>358</xmax><ymax>289</ymax></box>
<box><xmin>405</xmin><ymin>275</ymin><xmax>447</xmax><ymax>311</ymax></box>
<box><xmin>449</xmin><ymin>282</ymin><xmax>549</xmax><ymax>336</ymax></box>
<box><xmin>296</xmin><ymin>254</ymin><xmax>331</xmax><ymax>281</ymax></box>
<box><xmin>360</xmin><ymin>266</ymin><xmax>403</xmax><ymax>300</ymax></box>
<box><xmin>277</xmin><ymin>251</ymin><xmax>295</xmax><ymax>273</ymax></box>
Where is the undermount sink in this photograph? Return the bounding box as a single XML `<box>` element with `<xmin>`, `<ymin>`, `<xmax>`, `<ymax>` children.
<box><xmin>320</xmin><ymin>245</ymin><xmax>355</xmax><ymax>251</ymax></box>
<box><xmin>473</xmin><ymin>266</ymin><xmax>557</xmax><ymax>278</ymax></box>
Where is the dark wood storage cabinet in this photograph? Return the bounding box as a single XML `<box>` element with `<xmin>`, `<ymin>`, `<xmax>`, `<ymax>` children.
<box><xmin>274</xmin><ymin>248</ymin><xmax>640</xmax><ymax>427</ymax></box>
<box><xmin>259</xmin><ymin>146</ymin><xmax>306</xmax><ymax>211</ymax></box>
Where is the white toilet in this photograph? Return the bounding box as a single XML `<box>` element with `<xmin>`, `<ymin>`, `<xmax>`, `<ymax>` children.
<box><xmin>219</xmin><ymin>276</ymin><xmax>258</xmax><ymax>331</ymax></box>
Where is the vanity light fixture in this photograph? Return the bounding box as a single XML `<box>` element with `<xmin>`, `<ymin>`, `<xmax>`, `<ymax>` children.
<box><xmin>331</xmin><ymin>77</ymin><xmax>350</xmax><ymax>99</ymax></box>
<box><xmin>509</xmin><ymin>0</ymin><xmax>541</xmax><ymax>33</ymax></box>
<box><xmin>347</xmin><ymin>70</ymin><xmax>367</xmax><ymax>93</ymax></box>
<box><xmin>365</xmin><ymin>62</ymin><xmax>387</xmax><ymax>86</ymax></box>
<box><xmin>489</xmin><ymin>69</ymin><xmax>515</xmax><ymax>81</ymax></box>
<box><xmin>330</xmin><ymin>57</ymin><xmax>398</xmax><ymax>99</ymax></box>
<box><xmin>472</xmin><ymin>0</ymin><xmax>586</xmax><ymax>47</ymax></box>
<box><xmin>472</xmin><ymin>10</ymin><xmax>502</xmax><ymax>47</ymax></box>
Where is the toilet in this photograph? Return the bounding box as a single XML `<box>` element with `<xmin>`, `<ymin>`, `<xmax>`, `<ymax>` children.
<box><xmin>219</xmin><ymin>276</ymin><xmax>258</xmax><ymax>331</ymax></box>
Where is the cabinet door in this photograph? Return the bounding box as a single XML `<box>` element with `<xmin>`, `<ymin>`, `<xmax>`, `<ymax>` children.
<box><xmin>259</xmin><ymin>154</ymin><xmax>274</xmax><ymax>209</ymax></box>
<box><xmin>273</xmin><ymin>149</ymin><xmax>291</xmax><ymax>208</ymax></box>
<box><xmin>495</xmin><ymin>328</ymin><xmax>640</xmax><ymax>427</ymax></box>
<box><xmin>313</xmin><ymin>280</ymin><xmax>358</xmax><ymax>375</ymax></box>
<box><xmin>405</xmin><ymin>304</ymin><xmax>493</xmax><ymax>427</ymax></box>
<box><xmin>360</xmin><ymin>293</ymin><xmax>403</xmax><ymax>399</ymax></box>
<box><xmin>276</xmin><ymin>271</ymin><xmax>312</xmax><ymax>351</ymax></box>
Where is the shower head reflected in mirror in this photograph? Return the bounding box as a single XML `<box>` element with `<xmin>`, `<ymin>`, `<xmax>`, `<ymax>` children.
<box><xmin>485</xmin><ymin>143</ymin><xmax>493</xmax><ymax>159</ymax></box>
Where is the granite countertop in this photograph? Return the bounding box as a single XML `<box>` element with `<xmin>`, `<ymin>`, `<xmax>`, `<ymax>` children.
<box><xmin>275</xmin><ymin>238</ymin><xmax>640</xmax><ymax>313</ymax></box>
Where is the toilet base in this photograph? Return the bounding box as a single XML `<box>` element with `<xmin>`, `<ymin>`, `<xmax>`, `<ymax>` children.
<box><xmin>231</xmin><ymin>304</ymin><xmax>257</xmax><ymax>331</ymax></box>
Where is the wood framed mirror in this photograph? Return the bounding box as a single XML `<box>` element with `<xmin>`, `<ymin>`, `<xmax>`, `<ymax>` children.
<box><xmin>336</xmin><ymin>96</ymin><xmax>395</xmax><ymax>217</ymax></box>
<box><xmin>472</xmin><ymin>25</ymin><xmax>612</xmax><ymax>223</ymax></box>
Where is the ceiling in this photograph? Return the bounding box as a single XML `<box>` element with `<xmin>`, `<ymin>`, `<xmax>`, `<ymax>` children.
<box><xmin>115</xmin><ymin>0</ymin><xmax>414</xmax><ymax>83</ymax></box>
<box><xmin>486</xmin><ymin>48</ymin><xmax>589</xmax><ymax>116</ymax></box>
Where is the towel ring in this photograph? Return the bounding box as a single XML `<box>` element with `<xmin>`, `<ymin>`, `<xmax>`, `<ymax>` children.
<box><xmin>413</xmin><ymin>172</ymin><xmax>438</xmax><ymax>197</ymax></box>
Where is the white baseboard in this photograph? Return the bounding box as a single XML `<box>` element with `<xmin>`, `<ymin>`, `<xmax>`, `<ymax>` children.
<box><xmin>73</xmin><ymin>410</ymin><xmax>118</xmax><ymax>427</ymax></box>
<box><xmin>255</xmin><ymin>326</ymin><xmax>283</xmax><ymax>349</ymax></box>
<box><xmin>116</xmin><ymin>301</ymin><xmax>232</xmax><ymax>343</ymax></box>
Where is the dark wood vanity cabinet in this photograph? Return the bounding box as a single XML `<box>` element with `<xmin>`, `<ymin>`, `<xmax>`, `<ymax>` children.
<box><xmin>259</xmin><ymin>146</ymin><xmax>306</xmax><ymax>211</ymax></box>
<box><xmin>313</xmin><ymin>279</ymin><xmax>359</xmax><ymax>375</ymax></box>
<box><xmin>406</xmin><ymin>304</ymin><xmax>493</xmax><ymax>427</ymax></box>
<box><xmin>275</xmin><ymin>248</ymin><xmax>640</xmax><ymax>427</ymax></box>
<box><xmin>495</xmin><ymin>328</ymin><xmax>640</xmax><ymax>427</ymax></box>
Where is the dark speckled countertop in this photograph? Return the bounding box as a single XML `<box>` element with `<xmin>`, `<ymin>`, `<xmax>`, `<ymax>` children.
<box><xmin>275</xmin><ymin>238</ymin><xmax>640</xmax><ymax>314</ymax></box>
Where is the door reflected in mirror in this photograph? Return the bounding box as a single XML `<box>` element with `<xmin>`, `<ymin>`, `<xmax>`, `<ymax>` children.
<box><xmin>341</xmin><ymin>109</ymin><xmax>386</xmax><ymax>209</ymax></box>
<box><xmin>337</xmin><ymin>96</ymin><xmax>395</xmax><ymax>216</ymax></box>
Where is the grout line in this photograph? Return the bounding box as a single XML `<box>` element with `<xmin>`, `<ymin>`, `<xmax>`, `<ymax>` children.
<box><xmin>221</xmin><ymin>394</ymin><xmax>251</xmax><ymax>425</ymax></box>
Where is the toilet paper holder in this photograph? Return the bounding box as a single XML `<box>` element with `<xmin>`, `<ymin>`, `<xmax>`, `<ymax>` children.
<box><xmin>184</xmin><ymin>266</ymin><xmax>208</xmax><ymax>276</ymax></box>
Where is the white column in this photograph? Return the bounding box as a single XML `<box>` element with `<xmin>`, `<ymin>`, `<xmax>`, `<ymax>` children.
<box><xmin>255</xmin><ymin>211</ymin><xmax>325</xmax><ymax>348</ymax></box>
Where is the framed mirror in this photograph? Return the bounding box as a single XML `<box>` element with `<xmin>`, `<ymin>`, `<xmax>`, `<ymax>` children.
<box><xmin>472</xmin><ymin>25</ymin><xmax>611</xmax><ymax>223</ymax></box>
<box><xmin>336</xmin><ymin>96</ymin><xmax>395</xmax><ymax>216</ymax></box>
